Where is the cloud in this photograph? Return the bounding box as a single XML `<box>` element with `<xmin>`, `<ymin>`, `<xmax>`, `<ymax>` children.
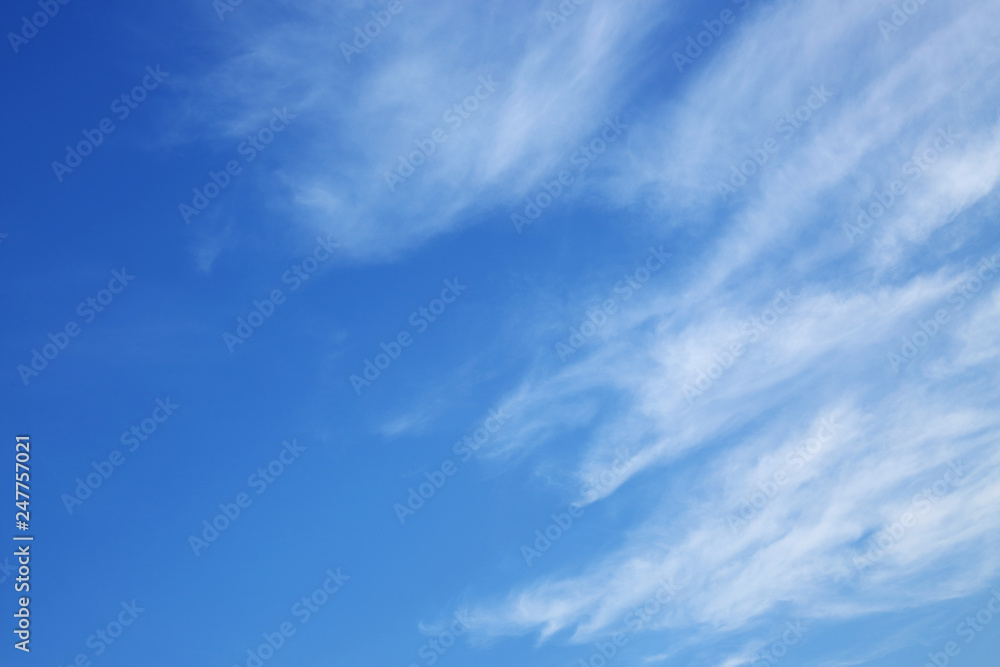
<box><xmin>178</xmin><ymin>0</ymin><xmax>671</xmax><ymax>261</ymax></box>
<box><xmin>441</xmin><ymin>0</ymin><xmax>1000</xmax><ymax>657</ymax></box>
<box><xmin>176</xmin><ymin>0</ymin><xmax>1000</xmax><ymax>661</ymax></box>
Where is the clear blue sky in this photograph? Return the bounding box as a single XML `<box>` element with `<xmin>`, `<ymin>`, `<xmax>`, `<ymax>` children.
<box><xmin>3</xmin><ymin>0</ymin><xmax>1000</xmax><ymax>665</ymax></box>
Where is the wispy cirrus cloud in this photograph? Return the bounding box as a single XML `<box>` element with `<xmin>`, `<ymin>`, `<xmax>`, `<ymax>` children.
<box><xmin>176</xmin><ymin>0</ymin><xmax>1000</xmax><ymax>663</ymax></box>
<box><xmin>176</xmin><ymin>0</ymin><xmax>671</xmax><ymax>260</ymax></box>
<box><xmin>431</xmin><ymin>0</ymin><xmax>1000</xmax><ymax>662</ymax></box>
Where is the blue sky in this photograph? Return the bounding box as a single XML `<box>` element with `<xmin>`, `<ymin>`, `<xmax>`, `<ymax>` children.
<box><xmin>3</xmin><ymin>0</ymin><xmax>1000</xmax><ymax>665</ymax></box>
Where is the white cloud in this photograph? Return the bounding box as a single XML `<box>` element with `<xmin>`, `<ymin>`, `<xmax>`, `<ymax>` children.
<box><xmin>178</xmin><ymin>0</ymin><xmax>671</xmax><ymax>261</ymax></box>
<box><xmin>445</xmin><ymin>0</ymin><xmax>1000</xmax><ymax>657</ymax></box>
<box><xmin>177</xmin><ymin>0</ymin><xmax>1000</xmax><ymax>660</ymax></box>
